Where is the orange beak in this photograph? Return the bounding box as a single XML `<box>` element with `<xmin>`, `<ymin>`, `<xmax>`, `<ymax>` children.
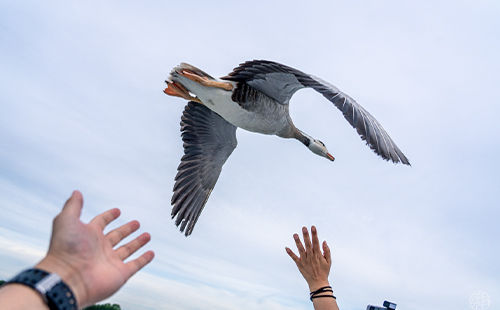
<box><xmin>326</xmin><ymin>153</ymin><xmax>335</xmax><ymax>161</ymax></box>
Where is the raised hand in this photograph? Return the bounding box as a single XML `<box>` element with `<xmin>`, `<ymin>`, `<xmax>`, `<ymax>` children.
<box><xmin>286</xmin><ymin>226</ymin><xmax>339</xmax><ymax>310</ymax></box>
<box><xmin>35</xmin><ymin>191</ymin><xmax>155</xmax><ymax>308</ymax></box>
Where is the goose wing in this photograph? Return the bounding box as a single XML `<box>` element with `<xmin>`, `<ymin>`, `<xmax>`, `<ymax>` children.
<box><xmin>172</xmin><ymin>101</ymin><xmax>238</xmax><ymax>236</ymax></box>
<box><xmin>222</xmin><ymin>60</ymin><xmax>410</xmax><ymax>165</ymax></box>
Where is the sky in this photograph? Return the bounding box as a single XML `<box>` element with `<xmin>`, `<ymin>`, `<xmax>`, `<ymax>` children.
<box><xmin>0</xmin><ymin>1</ymin><xmax>499</xmax><ymax>310</ymax></box>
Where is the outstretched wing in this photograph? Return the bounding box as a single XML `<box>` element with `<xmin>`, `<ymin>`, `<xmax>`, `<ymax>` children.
<box><xmin>222</xmin><ymin>60</ymin><xmax>410</xmax><ymax>165</ymax></box>
<box><xmin>172</xmin><ymin>101</ymin><xmax>238</xmax><ymax>236</ymax></box>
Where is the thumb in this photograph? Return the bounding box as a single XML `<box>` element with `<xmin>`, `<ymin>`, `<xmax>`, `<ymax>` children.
<box><xmin>60</xmin><ymin>190</ymin><xmax>84</xmax><ymax>219</ymax></box>
<box><xmin>323</xmin><ymin>241</ymin><xmax>331</xmax><ymax>265</ymax></box>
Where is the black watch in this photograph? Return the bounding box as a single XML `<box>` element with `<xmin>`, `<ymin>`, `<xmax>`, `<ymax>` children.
<box><xmin>6</xmin><ymin>268</ymin><xmax>78</xmax><ymax>310</ymax></box>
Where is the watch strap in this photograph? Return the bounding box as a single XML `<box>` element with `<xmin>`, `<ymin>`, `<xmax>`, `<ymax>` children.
<box><xmin>7</xmin><ymin>269</ymin><xmax>78</xmax><ymax>310</ymax></box>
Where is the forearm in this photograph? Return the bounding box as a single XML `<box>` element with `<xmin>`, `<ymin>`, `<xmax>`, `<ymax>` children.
<box><xmin>0</xmin><ymin>283</ymin><xmax>49</xmax><ymax>310</ymax></box>
<box><xmin>312</xmin><ymin>297</ymin><xmax>340</xmax><ymax>310</ymax></box>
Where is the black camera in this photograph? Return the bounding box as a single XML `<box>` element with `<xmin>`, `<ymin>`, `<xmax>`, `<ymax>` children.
<box><xmin>366</xmin><ymin>301</ymin><xmax>397</xmax><ymax>310</ymax></box>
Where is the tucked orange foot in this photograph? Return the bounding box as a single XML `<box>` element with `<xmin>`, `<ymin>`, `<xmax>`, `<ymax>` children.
<box><xmin>163</xmin><ymin>81</ymin><xmax>202</xmax><ymax>104</ymax></box>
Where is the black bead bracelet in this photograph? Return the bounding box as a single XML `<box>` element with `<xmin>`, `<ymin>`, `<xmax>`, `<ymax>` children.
<box><xmin>310</xmin><ymin>285</ymin><xmax>336</xmax><ymax>301</ymax></box>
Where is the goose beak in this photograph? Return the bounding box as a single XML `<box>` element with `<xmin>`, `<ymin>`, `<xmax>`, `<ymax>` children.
<box><xmin>326</xmin><ymin>153</ymin><xmax>335</xmax><ymax>161</ymax></box>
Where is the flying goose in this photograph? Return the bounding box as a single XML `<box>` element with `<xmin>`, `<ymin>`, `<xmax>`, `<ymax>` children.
<box><xmin>164</xmin><ymin>60</ymin><xmax>410</xmax><ymax>236</ymax></box>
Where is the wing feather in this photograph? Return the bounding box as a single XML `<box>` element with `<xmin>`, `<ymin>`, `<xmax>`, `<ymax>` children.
<box><xmin>223</xmin><ymin>60</ymin><xmax>409</xmax><ymax>165</ymax></box>
<box><xmin>171</xmin><ymin>101</ymin><xmax>238</xmax><ymax>236</ymax></box>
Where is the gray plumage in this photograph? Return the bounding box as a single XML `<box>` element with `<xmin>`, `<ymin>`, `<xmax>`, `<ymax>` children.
<box><xmin>168</xmin><ymin>60</ymin><xmax>409</xmax><ymax>236</ymax></box>
<box><xmin>222</xmin><ymin>60</ymin><xmax>410</xmax><ymax>165</ymax></box>
<box><xmin>172</xmin><ymin>101</ymin><xmax>237</xmax><ymax>236</ymax></box>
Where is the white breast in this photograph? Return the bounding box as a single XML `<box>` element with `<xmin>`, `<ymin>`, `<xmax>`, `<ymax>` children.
<box><xmin>172</xmin><ymin>75</ymin><xmax>290</xmax><ymax>136</ymax></box>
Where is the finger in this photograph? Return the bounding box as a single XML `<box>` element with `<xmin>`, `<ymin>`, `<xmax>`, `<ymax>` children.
<box><xmin>302</xmin><ymin>227</ymin><xmax>313</xmax><ymax>253</ymax></box>
<box><xmin>285</xmin><ymin>247</ymin><xmax>300</xmax><ymax>263</ymax></box>
<box><xmin>116</xmin><ymin>232</ymin><xmax>151</xmax><ymax>261</ymax></box>
<box><xmin>106</xmin><ymin>220</ymin><xmax>140</xmax><ymax>247</ymax></box>
<box><xmin>124</xmin><ymin>250</ymin><xmax>155</xmax><ymax>279</ymax></box>
<box><xmin>323</xmin><ymin>241</ymin><xmax>331</xmax><ymax>265</ymax></box>
<box><xmin>90</xmin><ymin>208</ymin><xmax>121</xmax><ymax>231</ymax></box>
<box><xmin>60</xmin><ymin>191</ymin><xmax>84</xmax><ymax>219</ymax></box>
<box><xmin>293</xmin><ymin>233</ymin><xmax>306</xmax><ymax>258</ymax></box>
<box><xmin>311</xmin><ymin>225</ymin><xmax>321</xmax><ymax>255</ymax></box>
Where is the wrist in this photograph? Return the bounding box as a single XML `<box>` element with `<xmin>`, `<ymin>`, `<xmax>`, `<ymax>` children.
<box><xmin>36</xmin><ymin>254</ymin><xmax>88</xmax><ymax>307</ymax></box>
<box><xmin>3</xmin><ymin>268</ymin><xmax>78</xmax><ymax>310</ymax></box>
<box><xmin>309</xmin><ymin>285</ymin><xmax>335</xmax><ymax>302</ymax></box>
<box><xmin>308</xmin><ymin>280</ymin><xmax>330</xmax><ymax>292</ymax></box>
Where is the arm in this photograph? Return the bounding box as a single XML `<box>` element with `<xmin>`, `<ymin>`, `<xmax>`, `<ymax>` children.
<box><xmin>0</xmin><ymin>191</ymin><xmax>155</xmax><ymax>309</ymax></box>
<box><xmin>286</xmin><ymin>226</ymin><xmax>339</xmax><ymax>310</ymax></box>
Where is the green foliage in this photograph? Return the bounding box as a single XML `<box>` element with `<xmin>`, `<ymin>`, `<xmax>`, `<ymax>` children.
<box><xmin>0</xmin><ymin>280</ymin><xmax>5</xmax><ymax>285</ymax></box>
<box><xmin>84</xmin><ymin>303</ymin><xmax>121</xmax><ymax>310</ymax></box>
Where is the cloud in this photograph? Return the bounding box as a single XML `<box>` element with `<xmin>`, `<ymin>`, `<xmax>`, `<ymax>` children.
<box><xmin>1</xmin><ymin>1</ymin><xmax>499</xmax><ymax>310</ymax></box>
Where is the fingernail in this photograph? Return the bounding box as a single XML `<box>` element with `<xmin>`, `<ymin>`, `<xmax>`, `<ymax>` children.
<box><xmin>293</xmin><ymin>234</ymin><xmax>299</xmax><ymax>240</ymax></box>
<box><xmin>302</xmin><ymin>227</ymin><xmax>307</xmax><ymax>233</ymax></box>
<box><xmin>311</xmin><ymin>226</ymin><xmax>316</xmax><ymax>233</ymax></box>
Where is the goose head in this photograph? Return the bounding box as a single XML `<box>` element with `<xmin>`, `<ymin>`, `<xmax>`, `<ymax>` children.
<box><xmin>308</xmin><ymin>138</ymin><xmax>335</xmax><ymax>161</ymax></box>
<box><xmin>298</xmin><ymin>130</ymin><xmax>335</xmax><ymax>161</ymax></box>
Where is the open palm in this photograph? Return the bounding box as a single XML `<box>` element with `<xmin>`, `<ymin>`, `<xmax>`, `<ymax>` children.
<box><xmin>36</xmin><ymin>191</ymin><xmax>154</xmax><ymax>308</ymax></box>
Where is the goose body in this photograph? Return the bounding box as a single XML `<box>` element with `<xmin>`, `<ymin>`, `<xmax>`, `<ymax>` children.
<box><xmin>170</xmin><ymin>67</ymin><xmax>294</xmax><ymax>137</ymax></box>
<box><xmin>164</xmin><ymin>60</ymin><xmax>410</xmax><ymax>236</ymax></box>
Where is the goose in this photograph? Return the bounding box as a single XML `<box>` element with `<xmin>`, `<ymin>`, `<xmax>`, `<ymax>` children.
<box><xmin>164</xmin><ymin>60</ymin><xmax>410</xmax><ymax>236</ymax></box>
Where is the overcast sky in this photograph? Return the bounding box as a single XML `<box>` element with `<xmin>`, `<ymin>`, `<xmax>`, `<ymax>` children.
<box><xmin>1</xmin><ymin>1</ymin><xmax>499</xmax><ymax>310</ymax></box>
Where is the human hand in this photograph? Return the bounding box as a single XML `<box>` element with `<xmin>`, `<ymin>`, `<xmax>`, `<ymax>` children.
<box><xmin>35</xmin><ymin>191</ymin><xmax>155</xmax><ymax>308</ymax></box>
<box><xmin>286</xmin><ymin>226</ymin><xmax>331</xmax><ymax>292</ymax></box>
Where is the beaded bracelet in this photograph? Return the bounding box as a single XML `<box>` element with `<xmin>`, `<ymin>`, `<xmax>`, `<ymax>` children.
<box><xmin>310</xmin><ymin>285</ymin><xmax>336</xmax><ymax>301</ymax></box>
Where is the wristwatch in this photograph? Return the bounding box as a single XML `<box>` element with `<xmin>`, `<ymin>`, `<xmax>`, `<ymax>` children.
<box><xmin>6</xmin><ymin>268</ymin><xmax>77</xmax><ymax>310</ymax></box>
